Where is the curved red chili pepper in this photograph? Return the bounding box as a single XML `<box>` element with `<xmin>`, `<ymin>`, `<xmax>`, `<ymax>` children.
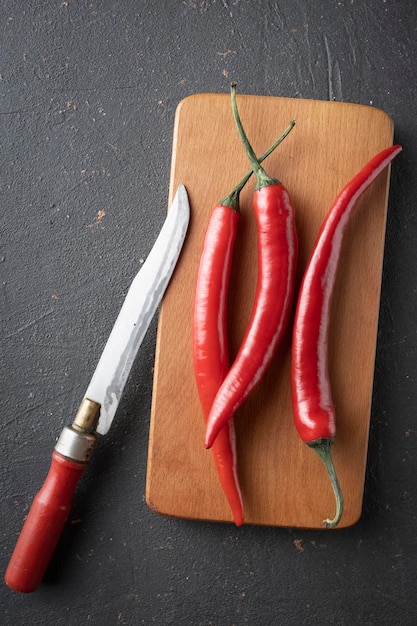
<box><xmin>204</xmin><ymin>84</ymin><xmax>298</xmax><ymax>449</ymax></box>
<box><xmin>194</xmin><ymin>120</ymin><xmax>296</xmax><ymax>525</ymax></box>
<box><xmin>291</xmin><ymin>143</ymin><xmax>402</xmax><ymax>528</ymax></box>
<box><xmin>194</xmin><ymin>205</ymin><xmax>243</xmax><ymax>525</ymax></box>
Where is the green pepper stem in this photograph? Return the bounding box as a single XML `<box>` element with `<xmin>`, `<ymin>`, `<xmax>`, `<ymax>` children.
<box><xmin>308</xmin><ymin>438</ymin><xmax>344</xmax><ymax>529</ymax></box>
<box><xmin>230</xmin><ymin>83</ymin><xmax>278</xmax><ymax>189</ymax></box>
<box><xmin>219</xmin><ymin>119</ymin><xmax>295</xmax><ymax>209</ymax></box>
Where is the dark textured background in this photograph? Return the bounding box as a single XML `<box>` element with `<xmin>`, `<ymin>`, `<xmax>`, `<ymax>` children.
<box><xmin>1</xmin><ymin>1</ymin><xmax>416</xmax><ymax>624</ymax></box>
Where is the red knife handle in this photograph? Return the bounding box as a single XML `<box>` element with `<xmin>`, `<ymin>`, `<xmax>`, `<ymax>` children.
<box><xmin>5</xmin><ymin>451</ymin><xmax>87</xmax><ymax>593</ymax></box>
<box><xmin>5</xmin><ymin>415</ymin><xmax>98</xmax><ymax>594</ymax></box>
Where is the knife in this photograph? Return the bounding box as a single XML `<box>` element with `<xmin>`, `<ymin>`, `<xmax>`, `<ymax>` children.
<box><xmin>5</xmin><ymin>184</ymin><xmax>190</xmax><ymax>593</ymax></box>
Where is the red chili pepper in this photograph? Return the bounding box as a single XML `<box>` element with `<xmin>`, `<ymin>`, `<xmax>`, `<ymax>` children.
<box><xmin>205</xmin><ymin>84</ymin><xmax>298</xmax><ymax>449</ymax></box>
<box><xmin>194</xmin><ymin>205</ymin><xmax>242</xmax><ymax>524</ymax></box>
<box><xmin>194</xmin><ymin>120</ymin><xmax>295</xmax><ymax>526</ymax></box>
<box><xmin>291</xmin><ymin>144</ymin><xmax>402</xmax><ymax>528</ymax></box>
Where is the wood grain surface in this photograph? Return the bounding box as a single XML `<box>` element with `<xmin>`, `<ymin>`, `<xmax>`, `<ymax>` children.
<box><xmin>145</xmin><ymin>93</ymin><xmax>394</xmax><ymax>529</ymax></box>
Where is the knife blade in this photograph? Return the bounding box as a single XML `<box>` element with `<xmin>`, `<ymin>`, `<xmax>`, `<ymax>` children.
<box><xmin>88</xmin><ymin>182</ymin><xmax>190</xmax><ymax>435</ymax></box>
<box><xmin>5</xmin><ymin>184</ymin><xmax>190</xmax><ymax>593</ymax></box>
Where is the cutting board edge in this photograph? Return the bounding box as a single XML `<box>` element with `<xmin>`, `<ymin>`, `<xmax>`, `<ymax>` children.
<box><xmin>171</xmin><ymin>91</ymin><xmax>395</xmax><ymax>129</ymax></box>
<box><xmin>144</xmin><ymin>491</ymin><xmax>364</xmax><ymax>530</ymax></box>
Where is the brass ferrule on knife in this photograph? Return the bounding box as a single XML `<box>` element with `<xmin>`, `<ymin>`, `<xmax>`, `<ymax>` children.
<box><xmin>54</xmin><ymin>398</ymin><xmax>101</xmax><ymax>463</ymax></box>
<box><xmin>73</xmin><ymin>398</ymin><xmax>101</xmax><ymax>432</ymax></box>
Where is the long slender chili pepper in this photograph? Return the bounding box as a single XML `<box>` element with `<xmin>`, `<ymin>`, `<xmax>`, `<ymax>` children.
<box><xmin>205</xmin><ymin>84</ymin><xmax>298</xmax><ymax>449</ymax></box>
<box><xmin>194</xmin><ymin>120</ymin><xmax>295</xmax><ymax>526</ymax></box>
<box><xmin>291</xmin><ymin>144</ymin><xmax>402</xmax><ymax>528</ymax></box>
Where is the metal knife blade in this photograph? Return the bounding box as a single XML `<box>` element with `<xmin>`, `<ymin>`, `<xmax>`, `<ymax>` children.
<box><xmin>5</xmin><ymin>184</ymin><xmax>190</xmax><ymax>593</ymax></box>
<box><xmin>88</xmin><ymin>183</ymin><xmax>190</xmax><ymax>435</ymax></box>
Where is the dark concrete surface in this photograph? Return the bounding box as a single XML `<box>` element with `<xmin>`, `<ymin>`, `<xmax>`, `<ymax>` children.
<box><xmin>1</xmin><ymin>1</ymin><xmax>416</xmax><ymax>624</ymax></box>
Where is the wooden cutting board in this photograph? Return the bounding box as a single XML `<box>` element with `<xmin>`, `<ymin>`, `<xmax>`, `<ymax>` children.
<box><xmin>145</xmin><ymin>93</ymin><xmax>395</xmax><ymax>529</ymax></box>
